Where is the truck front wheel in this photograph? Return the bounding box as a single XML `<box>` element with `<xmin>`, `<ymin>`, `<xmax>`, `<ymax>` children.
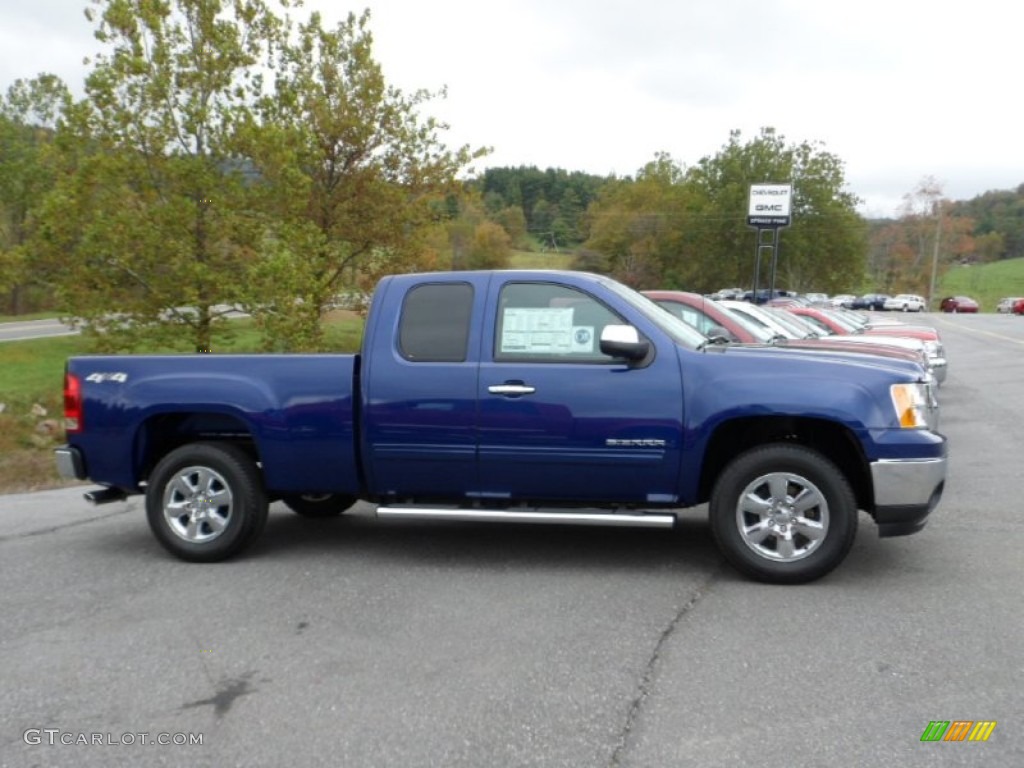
<box><xmin>146</xmin><ymin>442</ymin><xmax>268</xmax><ymax>562</ymax></box>
<box><xmin>709</xmin><ymin>444</ymin><xmax>858</xmax><ymax>584</ymax></box>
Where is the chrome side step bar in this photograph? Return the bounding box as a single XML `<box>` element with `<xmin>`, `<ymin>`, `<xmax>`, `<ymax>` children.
<box><xmin>375</xmin><ymin>506</ymin><xmax>675</xmax><ymax>528</ymax></box>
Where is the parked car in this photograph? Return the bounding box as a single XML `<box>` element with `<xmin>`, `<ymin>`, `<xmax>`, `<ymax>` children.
<box><xmin>996</xmin><ymin>297</ymin><xmax>1024</xmax><ymax>314</ymax></box>
<box><xmin>712</xmin><ymin>287</ymin><xmax>745</xmax><ymax>300</ymax></box>
<box><xmin>829</xmin><ymin>294</ymin><xmax>856</xmax><ymax>309</ymax></box>
<box><xmin>851</xmin><ymin>293</ymin><xmax>891</xmax><ymax>311</ymax></box>
<box><xmin>716</xmin><ymin>300</ymin><xmax>943</xmax><ymax>386</ymax></box>
<box><xmin>883</xmin><ymin>294</ymin><xmax>927</xmax><ymax>312</ymax></box>
<box><xmin>939</xmin><ymin>296</ymin><xmax>979</xmax><ymax>313</ymax></box>
<box><xmin>782</xmin><ymin>306</ymin><xmax>947</xmax><ymax>384</ymax></box>
<box><xmin>644</xmin><ymin>291</ymin><xmax>935</xmax><ymax>378</ymax></box>
<box><xmin>741</xmin><ymin>288</ymin><xmax>790</xmax><ymax>305</ymax></box>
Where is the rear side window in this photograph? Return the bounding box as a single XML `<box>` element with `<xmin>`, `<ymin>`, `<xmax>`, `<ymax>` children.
<box><xmin>398</xmin><ymin>282</ymin><xmax>474</xmax><ymax>362</ymax></box>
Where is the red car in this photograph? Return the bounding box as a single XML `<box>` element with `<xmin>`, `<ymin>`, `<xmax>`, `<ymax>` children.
<box><xmin>786</xmin><ymin>305</ymin><xmax>942</xmax><ymax>343</ymax></box>
<box><xmin>939</xmin><ymin>296</ymin><xmax>979</xmax><ymax>313</ymax></box>
<box><xmin>642</xmin><ymin>290</ymin><xmax>930</xmax><ymax>370</ymax></box>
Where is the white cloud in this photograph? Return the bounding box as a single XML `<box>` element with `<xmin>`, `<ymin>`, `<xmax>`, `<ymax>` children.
<box><xmin>2</xmin><ymin>0</ymin><xmax>1021</xmax><ymax>217</ymax></box>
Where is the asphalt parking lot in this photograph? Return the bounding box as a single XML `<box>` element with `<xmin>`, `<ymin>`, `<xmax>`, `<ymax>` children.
<box><xmin>1</xmin><ymin>312</ymin><xmax>1022</xmax><ymax>767</ymax></box>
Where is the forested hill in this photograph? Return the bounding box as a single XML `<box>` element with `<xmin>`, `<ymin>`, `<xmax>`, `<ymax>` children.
<box><xmin>475</xmin><ymin>166</ymin><xmax>1024</xmax><ymax>263</ymax></box>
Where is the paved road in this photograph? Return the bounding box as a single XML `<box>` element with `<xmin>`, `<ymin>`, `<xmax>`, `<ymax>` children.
<box><xmin>0</xmin><ymin>318</ymin><xmax>79</xmax><ymax>343</ymax></box>
<box><xmin>1</xmin><ymin>314</ymin><xmax>1022</xmax><ymax>767</ymax></box>
<box><xmin>0</xmin><ymin>307</ymin><xmax>249</xmax><ymax>343</ymax></box>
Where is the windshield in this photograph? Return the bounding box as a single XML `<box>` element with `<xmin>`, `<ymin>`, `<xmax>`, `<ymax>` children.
<box><xmin>602</xmin><ymin>279</ymin><xmax>709</xmax><ymax>350</ymax></box>
<box><xmin>764</xmin><ymin>308</ymin><xmax>823</xmax><ymax>338</ymax></box>
<box><xmin>824</xmin><ymin>309</ymin><xmax>865</xmax><ymax>332</ymax></box>
<box><xmin>714</xmin><ymin>303</ymin><xmax>776</xmax><ymax>342</ymax></box>
<box><xmin>719</xmin><ymin>301</ymin><xmax>798</xmax><ymax>339</ymax></box>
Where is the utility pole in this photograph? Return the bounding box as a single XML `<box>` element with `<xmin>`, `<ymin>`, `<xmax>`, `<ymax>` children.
<box><xmin>927</xmin><ymin>199</ymin><xmax>943</xmax><ymax>310</ymax></box>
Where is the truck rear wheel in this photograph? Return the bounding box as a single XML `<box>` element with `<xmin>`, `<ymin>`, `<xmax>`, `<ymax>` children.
<box><xmin>146</xmin><ymin>442</ymin><xmax>268</xmax><ymax>562</ymax></box>
<box><xmin>281</xmin><ymin>493</ymin><xmax>356</xmax><ymax>518</ymax></box>
<box><xmin>709</xmin><ymin>444</ymin><xmax>858</xmax><ymax>584</ymax></box>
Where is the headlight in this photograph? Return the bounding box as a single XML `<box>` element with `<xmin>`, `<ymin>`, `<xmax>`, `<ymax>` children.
<box><xmin>891</xmin><ymin>382</ymin><xmax>930</xmax><ymax>428</ymax></box>
<box><xmin>924</xmin><ymin>340</ymin><xmax>940</xmax><ymax>357</ymax></box>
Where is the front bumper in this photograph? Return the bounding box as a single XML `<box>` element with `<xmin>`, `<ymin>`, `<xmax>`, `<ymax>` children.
<box><xmin>55</xmin><ymin>445</ymin><xmax>87</xmax><ymax>481</ymax></box>
<box><xmin>870</xmin><ymin>455</ymin><xmax>947</xmax><ymax>536</ymax></box>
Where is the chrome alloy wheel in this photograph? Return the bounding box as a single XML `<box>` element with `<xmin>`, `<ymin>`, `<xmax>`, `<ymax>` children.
<box><xmin>736</xmin><ymin>471</ymin><xmax>829</xmax><ymax>562</ymax></box>
<box><xmin>162</xmin><ymin>465</ymin><xmax>234</xmax><ymax>543</ymax></box>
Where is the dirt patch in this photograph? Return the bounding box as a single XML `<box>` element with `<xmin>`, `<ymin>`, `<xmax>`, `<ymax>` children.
<box><xmin>0</xmin><ymin>447</ymin><xmax>86</xmax><ymax>495</ymax></box>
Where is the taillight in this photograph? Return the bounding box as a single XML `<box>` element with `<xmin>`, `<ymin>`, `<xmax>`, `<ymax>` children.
<box><xmin>64</xmin><ymin>371</ymin><xmax>82</xmax><ymax>433</ymax></box>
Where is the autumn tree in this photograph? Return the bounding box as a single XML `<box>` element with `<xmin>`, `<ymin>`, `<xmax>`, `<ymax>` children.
<box><xmin>871</xmin><ymin>177</ymin><xmax>976</xmax><ymax>303</ymax></box>
<box><xmin>34</xmin><ymin>0</ymin><xmax>285</xmax><ymax>352</ymax></box>
<box><xmin>0</xmin><ymin>75</ymin><xmax>69</xmax><ymax>314</ymax></box>
<box><xmin>465</xmin><ymin>221</ymin><xmax>511</xmax><ymax>269</ymax></box>
<box><xmin>491</xmin><ymin>205</ymin><xmax>529</xmax><ymax>250</ymax></box>
<box><xmin>236</xmin><ymin>9</ymin><xmax>485</xmax><ymax>350</ymax></box>
<box><xmin>684</xmin><ymin>128</ymin><xmax>866</xmax><ymax>294</ymax></box>
<box><xmin>580</xmin><ymin>153</ymin><xmax>694</xmax><ymax>288</ymax></box>
<box><xmin>578</xmin><ymin>130</ymin><xmax>865</xmax><ymax>293</ymax></box>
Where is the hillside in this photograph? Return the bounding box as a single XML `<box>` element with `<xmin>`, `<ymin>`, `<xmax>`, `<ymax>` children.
<box><xmin>938</xmin><ymin>257</ymin><xmax>1024</xmax><ymax>311</ymax></box>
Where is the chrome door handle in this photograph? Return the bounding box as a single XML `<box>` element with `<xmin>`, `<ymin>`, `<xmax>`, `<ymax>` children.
<box><xmin>488</xmin><ymin>384</ymin><xmax>536</xmax><ymax>396</ymax></box>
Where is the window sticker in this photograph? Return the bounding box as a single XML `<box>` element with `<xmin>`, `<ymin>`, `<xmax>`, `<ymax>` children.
<box><xmin>501</xmin><ymin>307</ymin><xmax>576</xmax><ymax>353</ymax></box>
<box><xmin>571</xmin><ymin>326</ymin><xmax>595</xmax><ymax>353</ymax></box>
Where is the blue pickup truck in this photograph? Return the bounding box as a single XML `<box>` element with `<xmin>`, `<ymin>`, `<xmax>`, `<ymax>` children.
<box><xmin>56</xmin><ymin>270</ymin><xmax>946</xmax><ymax>583</ymax></box>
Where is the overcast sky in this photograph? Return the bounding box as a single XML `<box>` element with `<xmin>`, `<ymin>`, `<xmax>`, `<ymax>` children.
<box><xmin>1</xmin><ymin>0</ymin><xmax>1020</xmax><ymax>217</ymax></box>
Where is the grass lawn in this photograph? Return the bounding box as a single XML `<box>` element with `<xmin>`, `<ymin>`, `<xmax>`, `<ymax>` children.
<box><xmin>508</xmin><ymin>250</ymin><xmax>576</xmax><ymax>270</ymax></box>
<box><xmin>937</xmin><ymin>257</ymin><xmax>1024</xmax><ymax>312</ymax></box>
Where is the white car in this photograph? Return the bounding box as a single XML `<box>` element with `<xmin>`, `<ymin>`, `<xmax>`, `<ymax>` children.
<box><xmin>996</xmin><ymin>296</ymin><xmax>1024</xmax><ymax>313</ymax></box>
<box><xmin>829</xmin><ymin>294</ymin><xmax>856</xmax><ymax>308</ymax></box>
<box><xmin>883</xmin><ymin>294</ymin><xmax>926</xmax><ymax>312</ymax></box>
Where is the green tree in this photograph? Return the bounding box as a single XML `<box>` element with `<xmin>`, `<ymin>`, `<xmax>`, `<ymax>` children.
<box><xmin>236</xmin><ymin>9</ymin><xmax>486</xmax><ymax>349</ymax></box>
<box><xmin>465</xmin><ymin>221</ymin><xmax>511</xmax><ymax>269</ymax></box>
<box><xmin>581</xmin><ymin>153</ymin><xmax>693</xmax><ymax>288</ymax></box>
<box><xmin>35</xmin><ymin>0</ymin><xmax>284</xmax><ymax>352</ymax></box>
<box><xmin>493</xmin><ymin>205</ymin><xmax>529</xmax><ymax>250</ymax></box>
<box><xmin>0</xmin><ymin>75</ymin><xmax>69</xmax><ymax>314</ymax></box>
<box><xmin>684</xmin><ymin>128</ymin><xmax>866</xmax><ymax>294</ymax></box>
<box><xmin>955</xmin><ymin>186</ymin><xmax>1024</xmax><ymax>261</ymax></box>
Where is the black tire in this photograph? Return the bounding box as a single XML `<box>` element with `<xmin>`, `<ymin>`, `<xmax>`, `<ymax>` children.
<box><xmin>709</xmin><ymin>443</ymin><xmax>858</xmax><ymax>584</ymax></box>
<box><xmin>146</xmin><ymin>442</ymin><xmax>268</xmax><ymax>562</ymax></box>
<box><xmin>281</xmin><ymin>493</ymin><xmax>356</xmax><ymax>518</ymax></box>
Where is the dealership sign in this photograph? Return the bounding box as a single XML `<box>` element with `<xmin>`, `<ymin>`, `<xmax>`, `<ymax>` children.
<box><xmin>748</xmin><ymin>184</ymin><xmax>792</xmax><ymax>227</ymax></box>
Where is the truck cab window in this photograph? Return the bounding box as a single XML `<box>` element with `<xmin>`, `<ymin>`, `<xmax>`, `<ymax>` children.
<box><xmin>399</xmin><ymin>282</ymin><xmax>473</xmax><ymax>362</ymax></box>
<box><xmin>495</xmin><ymin>282</ymin><xmax>622</xmax><ymax>363</ymax></box>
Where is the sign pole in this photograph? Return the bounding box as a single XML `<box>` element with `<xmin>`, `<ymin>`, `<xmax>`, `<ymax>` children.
<box><xmin>747</xmin><ymin>184</ymin><xmax>792</xmax><ymax>303</ymax></box>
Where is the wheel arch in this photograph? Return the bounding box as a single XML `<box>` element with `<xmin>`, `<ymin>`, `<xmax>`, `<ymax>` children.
<box><xmin>698</xmin><ymin>416</ymin><xmax>872</xmax><ymax>510</ymax></box>
<box><xmin>134</xmin><ymin>410</ymin><xmax>260</xmax><ymax>485</ymax></box>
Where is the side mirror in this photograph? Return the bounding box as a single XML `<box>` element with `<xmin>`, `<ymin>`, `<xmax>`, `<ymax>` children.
<box><xmin>600</xmin><ymin>324</ymin><xmax>650</xmax><ymax>361</ymax></box>
<box><xmin>706</xmin><ymin>325</ymin><xmax>733</xmax><ymax>344</ymax></box>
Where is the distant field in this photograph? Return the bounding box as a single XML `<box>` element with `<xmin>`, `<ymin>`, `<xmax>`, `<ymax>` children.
<box><xmin>508</xmin><ymin>250</ymin><xmax>575</xmax><ymax>270</ymax></box>
<box><xmin>937</xmin><ymin>257</ymin><xmax>1024</xmax><ymax>312</ymax></box>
